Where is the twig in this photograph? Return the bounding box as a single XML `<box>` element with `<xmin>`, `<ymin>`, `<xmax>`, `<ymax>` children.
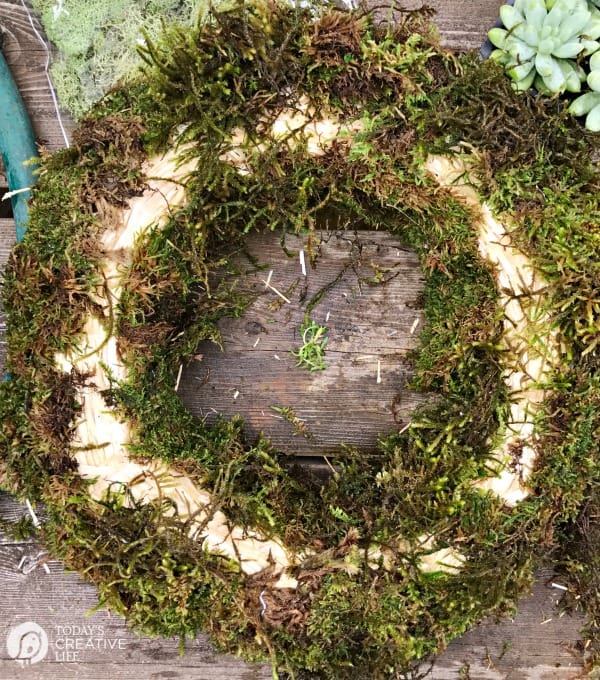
<box><xmin>262</xmin><ymin>270</ymin><xmax>291</xmax><ymax>304</ymax></box>
<box><xmin>25</xmin><ymin>498</ymin><xmax>41</xmax><ymax>528</ymax></box>
<box><xmin>174</xmin><ymin>364</ymin><xmax>183</xmax><ymax>392</ymax></box>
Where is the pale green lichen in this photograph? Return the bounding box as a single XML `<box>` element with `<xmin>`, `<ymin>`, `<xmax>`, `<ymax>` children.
<box><xmin>31</xmin><ymin>0</ymin><xmax>205</xmax><ymax>118</ymax></box>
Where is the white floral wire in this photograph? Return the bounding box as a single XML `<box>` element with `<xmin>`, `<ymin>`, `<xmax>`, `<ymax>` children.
<box><xmin>18</xmin><ymin>0</ymin><xmax>70</xmax><ymax>148</ymax></box>
<box><xmin>24</xmin><ymin>499</ymin><xmax>51</xmax><ymax>573</ymax></box>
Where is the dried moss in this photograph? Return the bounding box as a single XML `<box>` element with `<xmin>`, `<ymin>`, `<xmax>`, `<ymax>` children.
<box><xmin>1</xmin><ymin>1</ymin><xmax>599</xmax><ymax>678</ymax></box>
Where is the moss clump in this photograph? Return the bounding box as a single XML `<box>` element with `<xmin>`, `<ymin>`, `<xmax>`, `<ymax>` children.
<box><xmin>1</xmin><ymin>1</ymin><xmax>600</xmax><ymax>677</ymax></box>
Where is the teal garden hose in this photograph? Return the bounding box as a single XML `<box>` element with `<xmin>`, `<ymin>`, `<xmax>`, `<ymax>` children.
<box><xmin>0</xmin><ymin>45</ymin><xmax>39</xmax><ymax>242</ymax></box>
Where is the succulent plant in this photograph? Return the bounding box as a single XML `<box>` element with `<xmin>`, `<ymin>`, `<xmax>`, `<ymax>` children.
<box><xmin>569</xmin><ymin>50</ymin><xmax>600</xmax><ymax>130</ymax></box>
<box><xmin>488</xmin><ymin>0</ymin><xmax>600</xmax><ymax>94</ymax></box>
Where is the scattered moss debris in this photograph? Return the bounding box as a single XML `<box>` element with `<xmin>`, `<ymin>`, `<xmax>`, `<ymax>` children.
<box><xmin>292</xmin><ymin>317</ymin><xmax>329</xmax><ymax>372</ymax></box>
<box><xmin>1</xmin><ymin>1</ymin><xmax>599</xmax><ymax>678</ymax></box>
<box><xmin>271</xmin><ymin>405</ymin><xmax>313</xmax><ymax>439</ymax></box>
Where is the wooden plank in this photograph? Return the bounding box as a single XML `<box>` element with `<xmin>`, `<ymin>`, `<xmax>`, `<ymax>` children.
<box><xmin>0</xmin><ymin>217</ymin><xmax>16</xmax><ymax>262</ymax></box>
<box><xmin>431</xmin><ymin>573</ymin><xmax>588</xmax><ymax>679</ymax></box>
<box><xmin>0</xmin><ymin>523</ymin><xmax>272</xmax><ymax>679</ymax></box>
<box><xmin>179</xmin><ymin>230</ymin><xmax>427</xmax><ymax>455</ymax></box>
<box><xmin>433</xmin><ymin>0</ymin><xmax>504</xmax><ymax>51</ymax></box>
<box><xmin>388</xmin><ymin>0</ymin><xmax>503</xmax><ymax>51</ymax></box>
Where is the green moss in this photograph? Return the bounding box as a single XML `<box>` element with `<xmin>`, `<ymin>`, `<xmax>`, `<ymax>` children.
<box><xmin>1</xmin><ymin>1</ymin><xmax>599</xmax><ymax>677</ymax></box>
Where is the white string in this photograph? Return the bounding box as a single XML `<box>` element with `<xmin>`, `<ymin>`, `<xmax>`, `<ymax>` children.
<box><xmin>2</xmin><ymin>186</ymin><xmax>31</xmax><ymax>200</ymax></box>
<box><xmin>259</xmin><ymin>590</ymin><xmax>268</xmax><ymax>616</ymax></box>
<box><xmin>18</xmin><ymin>0</ymin><xmax>70</xmax><ymax>148</ymax></box>
<box><xmin>24</xmin><ymin>498</ymin><xmax>41</xmax><ymax>527</ymax></box>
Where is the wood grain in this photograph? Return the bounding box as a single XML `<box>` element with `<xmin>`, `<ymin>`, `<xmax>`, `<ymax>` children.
<box><xmin>0</xmin><ymin>1</ymin><xmax>590</xmax><ymax>678</ymax></box>
<box><xmin>179</xmin><ymin>230</ymin><xmax>428</xmax><ymax>455</ymax></box>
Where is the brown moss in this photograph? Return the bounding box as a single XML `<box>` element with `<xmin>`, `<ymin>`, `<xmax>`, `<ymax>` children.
<box><xmin>117</xmin><ymin>319</ymin><xmax>175</xmax><ymax>353</ymax></box>
<box><xmin>244</xmin><ymin>567</ymin><xmax>314</xmax><ymax>633</ymax></box>
<box><xmin>30</xmin><ymin>373</ymin><xmax>76</xmax><ymax>443</ymax></box>
<box><xmin>4</xmin><ymin>250</ymin><xmax>98</xmax><ymax>372</ymax></box>
<box><xmin>308</xmin><ymin>9</ymin><xmax>365</xmax><ymax>59</ymax></box>
<box><xmin>73</xmin><ymin>114</ymin><xmax>148</xmax><ymax>206</ymax></box>
<box><xmin>29</xmin><ymin>373</ymin><xmax>80</xmax><ymax>475</ymax></box>
<box><xmin>305</xmin><ymin>16</ymin><xmax>406</xmax><ymax>108</ymax></box>
<box><xmin>426</xmin><ymin>53</ymin><xmax>456</xmax><ymax>89</ymax></box>
<box><xmin>429</xmin><ymin>58</ymin><xmax>594</xmax><ymax>178</ymax></box>
<box><xmin>373</xmin><ymin>120</ymin><xmax>417</xmax><ymax>158</ymax></box>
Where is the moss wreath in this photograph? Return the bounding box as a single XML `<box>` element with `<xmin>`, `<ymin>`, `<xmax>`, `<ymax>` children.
<box><xmin>1</xmin><ymin>2</ymin><xmax>600</xmax><ymax>677</ymax></box>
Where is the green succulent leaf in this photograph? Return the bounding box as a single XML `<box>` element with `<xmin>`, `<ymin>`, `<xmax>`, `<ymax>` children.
<box><xmin>491</xmin><ymin>0</ymin><xmax>600</xmax><ymax>116</ymax></box>
<box><xmin>511</xmin><ymin>21</ymin><xmax>541</xmax><ymax>46</ymax></box>
<box><xmin>500</xmin><ymin>4</ymin><xmax>525</xmax><ymax>30</ymax></box>
<box><xmin>507</xmin><ymin>60</ymin><xmax>536</xmax><ymax>83</ymax></box>
<box><xmin>507</xmin><ymin>38</ymin><xmax>537</xmax><ymax>61</ymax></box>
<box><xmin>557</xmin><ymin>10</ymin><xmax>591</xmax><ymax>42</ymax></box>
<box><xmin>586</xmin><ymin>10</ymin><xmax>600</xmax><ymax>40</ymax></box>
<box><xmin>551</xmin><ymin>40</ymin><xmax>584</xmax><ymax>58</ymax></box>
<box><xmin>522</xmin><ymin>0</ymin><xmax>547</xmax><ymax>27</ymax></box>
<box><xmin>533</xmin><ymin>72</ymin><xmax>552</xmax><ymax>94</ymax></box>
<box><xmin>588</xmin><ymin>69</ymin><xmax>600</xmax><ymax>90</ymax></box>
<box><xmin>537</xmin><ymin>36</ymin><xmax>555</xmax><ymax>54</ymax></box>
<box><xmin>489</xmin><ymin>48</ymin><xmax>512</xmax><ymax>66</ymax></box>
<box><xmin>558</xmin><ymin>58</ymin><xmax>585</xmax><ymax>91</ymax></box>
<box><xmin>535</xmin><ymin>51</ymin><xmax>556</xmax><ymax>77</ymax></box>
<box><xmin>488</xmin><ymin>27</ymin><xmax>508</xmax><ymax>49</ymax></box>
<box><xmin>513</xmin><ymin>66</ymin><xmax>537</xmax><ymax>90</ymax></box>
<box><xmin>581</xmin><ymin>39</ymin><xmax>600</xmax><ymax>55</ymax></box>
<box><xmin>545</xmin><ymin>1</ymin><xmax>568</xmax><ymax>29</ymax></box>
<box><xmin>568</xmin><ymin>89</ymin><xmax>600</xmax><ymax>115</ymax></box>
<box><xmin>536</xmin><ymin>53</ymin><xmax>567</xmax><ymax>91</ymax></box>
<box><xmin>584</xmin><ymin>101</ymin><xmax>600</xmax><ymax>130</ymax></box>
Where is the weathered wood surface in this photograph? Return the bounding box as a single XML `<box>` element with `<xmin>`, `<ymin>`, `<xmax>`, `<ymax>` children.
<box><xmin>0</xmin><ymin>0</ymin><xmax>592</xmax><ymax>678</ymax></box>
<box><xmin>179</xmin><ymin>230</ymin><xmax>428</xmax><ymax>455</ymax></box>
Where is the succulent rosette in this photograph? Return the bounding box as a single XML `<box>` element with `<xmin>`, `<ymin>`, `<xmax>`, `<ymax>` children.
<box><xmin>569</xmin><ymin>50</ymin><xmax>600</xmax><ymax>130</ymax></box>
<box><xmin>488</xmin><ymin>0</ymin><xmax>600</xmax><ymax>93</ymax></box>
